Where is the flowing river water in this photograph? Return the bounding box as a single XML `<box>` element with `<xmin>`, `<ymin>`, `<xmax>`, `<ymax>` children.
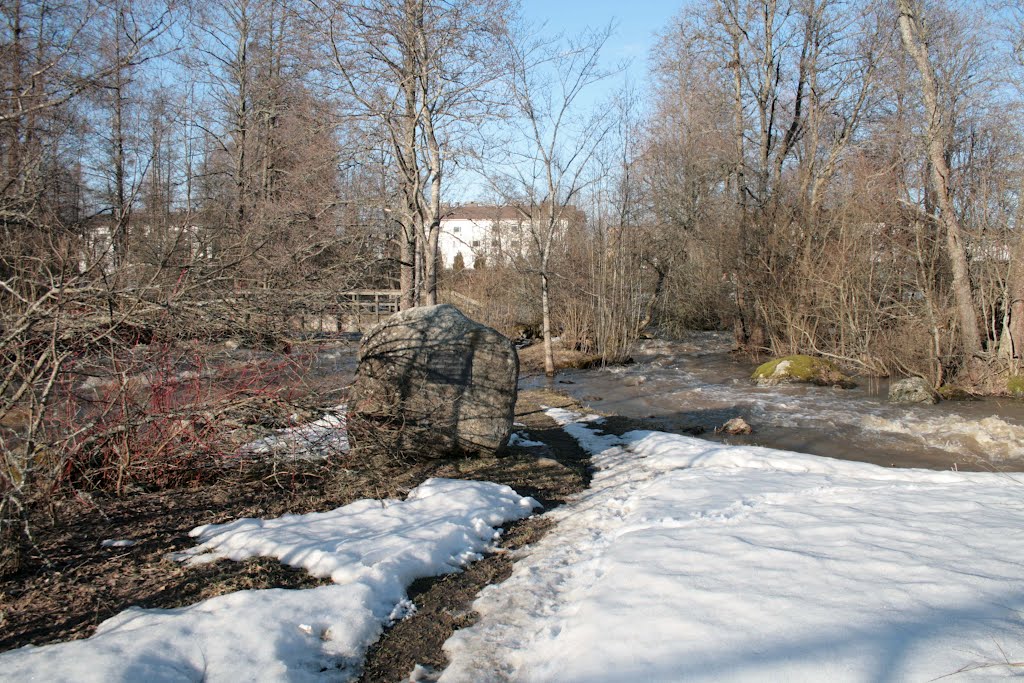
<box><xmin>520</xmin><ymin>333</ymin><xmax>1024</xmax><ymax>473</ymax></box>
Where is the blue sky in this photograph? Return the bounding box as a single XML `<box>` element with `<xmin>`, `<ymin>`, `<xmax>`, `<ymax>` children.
<box><xmin>519</xmin><ymin>0</ymin><xmax>681</xmax><ymax>89</ymax></box>
<box><xmin>448</xmin><ymin>1</ymin><xmax>682</xmax><ymax>201</ymax></box>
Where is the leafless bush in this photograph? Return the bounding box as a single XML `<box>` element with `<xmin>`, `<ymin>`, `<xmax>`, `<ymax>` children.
<box><xmin>440</xmin><ymin>265</ymin><xmax>539</xmax><ymax>339</ymax></box>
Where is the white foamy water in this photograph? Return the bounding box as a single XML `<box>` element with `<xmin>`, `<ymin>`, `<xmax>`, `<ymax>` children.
<box><xmin>861</xmin><ymin>414</ymin><xmax>1024</xmax><ymax>462</ymax></box>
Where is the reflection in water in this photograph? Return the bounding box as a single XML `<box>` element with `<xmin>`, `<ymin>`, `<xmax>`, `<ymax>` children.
<box><xmin>521</xmin><ymin>333</ymin><xmax>1024</xmax><ymax>472</ymax></box>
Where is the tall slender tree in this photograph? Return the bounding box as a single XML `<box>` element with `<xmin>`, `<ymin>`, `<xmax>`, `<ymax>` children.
<box><xmin>488</xmin><ymin>24</ymin><xmax>615</xmax><ymax>376</ymax></box>
<box><xmin>897</xmin><ymin>0</ymin><xmax>983</xmax><ymax>359</ymax></box>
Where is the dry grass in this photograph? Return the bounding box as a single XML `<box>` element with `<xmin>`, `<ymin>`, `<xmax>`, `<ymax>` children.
<box><xmin>516</xmin><ymin>340</ymin><xmax>603</xmax><ymax>375</ymax></box>
<box><xmin>0</xmin><ymin>388</ymin><xmax>591</xmax><ymax>661</ymax></box>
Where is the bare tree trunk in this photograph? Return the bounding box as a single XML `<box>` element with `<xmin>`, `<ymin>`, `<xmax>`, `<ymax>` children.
<box><xmin>422</xmin><ymin>108</ymin><xmax>442</xmax><ymax>306</ymax></box>
<box><xmin>233</xmin><ymin>0</ymin><xmax>251</xmax><ymax>240</ymax></box>
<box><xmin>897</xmin><ymin>0</ymin><xmax>982</xmax><ymax>358</ymax></box>
<box><xmin>399</xmin><ymin>225</ymin><xmax>416</xmax><ymax>310</ymax></box>
<box><xmin>541</xmin><ymin>268</ymin><xmax>555</xmax><ymax>376</ymax></box>
<box><xmin>423</xmin><ymin>222</ymin><xmax>439</xmax><ymax>305</ymax></box>
<box><xmin>727</xmin><ymin>10</ymin><xmax>752</xmax><ymax>348</ymax></box>
<box><xmin>111</xmin><ymin>5</ymin><xmax>130</xmax><ymax>268</ymax></box>
<box><xmin>1005</xmin><ymin>191</ymin><xmax>1024</xmax><ymax>361</ymax></box>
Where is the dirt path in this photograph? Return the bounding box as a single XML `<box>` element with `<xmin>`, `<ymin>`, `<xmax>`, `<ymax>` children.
<box><xmin>359</xmin><ymin>388</ymin><xmax>590</xmax><ymax>681</ymax></box>
<box><xmin>0</xmin><ymin>388</ymin><xmax>591</xmax><ymax>682</ymax></box>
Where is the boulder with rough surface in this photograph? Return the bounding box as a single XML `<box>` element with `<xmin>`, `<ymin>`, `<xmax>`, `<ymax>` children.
<box><xmin>347</xmin><ymin>304</ymin><xmax>518</xmax><ymax>459</ymax></box>
<box><xmin>888</xmin><ymin>377</ymin><xmax>939</xmax><ymax>404</ymax></box>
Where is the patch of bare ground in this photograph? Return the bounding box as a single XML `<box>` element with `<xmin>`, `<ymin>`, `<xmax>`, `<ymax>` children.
<box><xmin>0</xmin><ymin>387</ymin><xmax>592</xmax><ymax>683</ymax></box>
<box><xmin>516</xmin><ymin>339</ymin><xmax>603</xmax><ymax>375</ymax></box>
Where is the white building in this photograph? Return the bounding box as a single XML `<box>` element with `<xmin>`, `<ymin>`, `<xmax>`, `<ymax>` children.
<box><xmin>438</xmin><ymin>204</ymin><xmax>584</xmax><ymax>269</ymax></box>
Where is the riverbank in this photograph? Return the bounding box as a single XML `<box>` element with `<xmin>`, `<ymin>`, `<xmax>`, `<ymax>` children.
<box><xmin>6</xmin><ymin>333</ymin><xmax>1024</xmax><ymax>679</ymax></box>
<box><xmin>8</xmin><ymin>384</ymin><xmax>1023</xmax><ymax>681</ymax></box>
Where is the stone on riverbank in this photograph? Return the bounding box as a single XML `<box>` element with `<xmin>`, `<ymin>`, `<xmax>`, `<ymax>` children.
<box><xmin>717</xmin><ymin>417</ymin><xmax>753</xmax><ymax>435</ymax></box>
<box><xmin>937</xmin><ymin>384</ymin><xmax>974</xmax><ymax>401</ymax></box>
<box><xmin>347</xmin><ymin>304</ymin><xmax>518</xmax><ymax>460</ymax></box>
<box><xmin>888</xmin><ymin>377</ymin><xmax>939</xmax><ymax>404</ymax></box>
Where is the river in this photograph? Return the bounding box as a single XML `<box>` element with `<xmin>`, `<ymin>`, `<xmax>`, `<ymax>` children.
<box><xmin>521</xmin><ymin>333</ymin><xmax>1024</xmax><ymax>473</ymax></box>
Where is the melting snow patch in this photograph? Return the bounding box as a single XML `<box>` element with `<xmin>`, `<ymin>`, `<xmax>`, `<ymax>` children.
<box><xmin>507</xmin><ymin>432</ymin><xmax>545</xmax><ymax>448</ymax></box>
<box><xmin>244</xmin><ymin>404</ymin><xmax>349</xmax><ymax>459</ymax></box>
<box><xmin>441</xmin><ymin>411</ymin><xmax>1024</xmax><ymax>682</ymax></box>
<box><xmin>2</xmin><ymin>479</ymin><xmax>538</xmax><ymax>682</ymax></box>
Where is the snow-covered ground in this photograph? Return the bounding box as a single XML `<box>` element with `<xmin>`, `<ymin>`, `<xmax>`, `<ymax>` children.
<box><xmin>441</xmin><ymin>408</ymin><xmax>1024</xmax><ymax>682</ymax></box>
<box><xmin>0</xmin><ymin>479</ymin><xmax>537</xmax><ymax>682</ymax></box>
<box><xmin>7</xmin><ymin>400</ymin><xmax>1024</xmax><ymax>682</ymax></box>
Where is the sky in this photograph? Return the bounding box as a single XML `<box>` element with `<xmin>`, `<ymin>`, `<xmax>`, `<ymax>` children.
<box><xmin>519</xmin><ymin>0</ymin><xmax>682</xmax><ymax>91</ymax></box>
<box><xmin>446</xmin><ymin>0</ymin><xmax>682</xmax><ymax>202</ymax></box>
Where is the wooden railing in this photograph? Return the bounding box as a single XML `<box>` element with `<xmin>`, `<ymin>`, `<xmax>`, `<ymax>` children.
<box><xmin>336</xmin><ymin>290</ymin><xmax>401</xmax><ymax>323</ymax></box>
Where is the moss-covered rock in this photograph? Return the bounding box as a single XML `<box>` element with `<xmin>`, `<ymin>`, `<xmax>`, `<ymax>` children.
<box><xmin>937</xmin><ymin>384</ymin><xmax>975</xmax><ymax>401</ymax></box>
<box><xmin>751</xmin><ymin>355</ymin><xmax>856</xmax><ymax>388</ymax></box>
<box><xmin>1009</xmin><ymin>375</ymin><xmax>1024</xmax><ymax>397</ymax></box>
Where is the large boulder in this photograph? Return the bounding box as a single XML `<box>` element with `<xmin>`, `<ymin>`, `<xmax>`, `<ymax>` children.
<box><xmin>888</xmin><ymin>377</ymin><xmax>939</xmax><ymax>404</ymax></box>
<box><xmin>347</xmin><ymin>304</ymin><xmax>518</xmax><ymax>459</ymax></box>
<box><xmin>751</xmin><ymin>355</ymin><xmax>856</xmax><ymax>388</ymax></box>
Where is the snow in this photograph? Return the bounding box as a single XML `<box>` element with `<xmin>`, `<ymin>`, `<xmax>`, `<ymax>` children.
<box><xmin>507</xmin><ymin>432</ymin><xmax>545</xmax><ymax>448</ymax></box>
<box><xmin>10</xmin><ymin>393</ymin><xmax>1024</xmax><ymax>683</ymax></box>
<box><xmin>99</xmin><ymin>539</ymin><xmax>136</xmax><ymax>548</ymax></box>
<box><xmin>2</xmin><ymin>479</ymin><xmax>538</xmax><ymax>682</ymax></box>
<box><xmin>441</xmin><ymin>409</ymin><xmax>1024</xmax><ymax>682</ymax></box>
<box><xmin>244</xmin><ymin>404</ymin><xmax>349</xmax><ymax>459</ymax></box>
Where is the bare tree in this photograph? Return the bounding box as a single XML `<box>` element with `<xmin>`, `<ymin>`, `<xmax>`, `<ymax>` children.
<box><xmin>486</xmin><ymin>24</ymin><xmax>615</xmax><ymax>376</ymax></box>
<box><xmin>318</xmin><ymin>0</ymin><xmax>513</xmax><ymax>310</ymax></box>
<box><xmin>896</xmin><ymin>0</ymin><xmax>983</xmax><ymax>359</ymax></box>
<box><xmin>0</xmin><ymin>0</ymin><xmax>179</xmax><ymax>574</ymax></box>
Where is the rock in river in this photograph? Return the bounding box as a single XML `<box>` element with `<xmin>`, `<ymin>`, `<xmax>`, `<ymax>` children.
<box><xmin>751</xmin><ymin>355</ymin><xmax>856</xmax><ymax>388</ymax></box>
<box><xmin>888</xmin><ymin>377</ymin><xmax>939</xmax><ymax>405</ymax></box>
<box><xmin>717</xmin><ymin>417</ymin><xmax>753</xmax><ymax>435</ymax></box>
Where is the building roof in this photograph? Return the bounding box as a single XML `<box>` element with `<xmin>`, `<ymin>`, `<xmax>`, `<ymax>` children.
<box><xmin>443</xmin><ymin>205</ymin><xmax>521</xmax><ymax>221</ymax></box>
<box><xmin>443</xmin><ymin>203</ymin><xmax>585</xmax><ymax>224</ymax></box>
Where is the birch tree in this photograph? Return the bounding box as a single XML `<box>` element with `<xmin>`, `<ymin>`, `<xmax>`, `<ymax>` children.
<box><xmin>490</xmin><ymin>25</ymin><xmax>615</xmax><ymax>376</ymax></box>
<box><xmin>320</xmin><ymin>0</ymin><xmax>512</xmax><ymax>309</ymax></box>
<box><xmin>896</xmin><ymin>0</ymin><xmax>984</xmax><ymax>359</ymax></box>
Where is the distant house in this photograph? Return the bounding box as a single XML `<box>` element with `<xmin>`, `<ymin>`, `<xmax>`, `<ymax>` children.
<box><xmin>78</xmin><ymin>213</ymin><xmax>212</xmax><ymax>273</ymax></box>
<box><xmin>438</xmin><ymin>203</ymin><xmax>585</xmax><ymax>269</ymax></box>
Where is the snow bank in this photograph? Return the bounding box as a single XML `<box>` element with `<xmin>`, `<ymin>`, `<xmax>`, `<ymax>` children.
<box><xmin>507</xmin><ymin>432</ymin><xmax>545</xmax><ymax>448</ymax></box>
<box><xmin>2</xmin><ymin>479</ymin><xmax>538</xmax><ymax>682</ymax></box>
<box><xmin>441</xmin><ymin>410</ymin><xmax>1024</xmax><ymax>682</ymax></box>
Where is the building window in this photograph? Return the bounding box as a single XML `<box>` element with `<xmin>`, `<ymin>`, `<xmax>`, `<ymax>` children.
<box><xmin>472</xmin><ymin>240</ymin><xmax>480</xmax><ymax>247</ymax></box>
<box><xmin>452</xmin><ymin>226</ymin><xmax>461</xmax><ymax>233</ymax></box>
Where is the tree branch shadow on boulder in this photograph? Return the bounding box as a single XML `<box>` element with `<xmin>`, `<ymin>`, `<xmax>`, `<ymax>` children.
<box><xmin>347</xmin><ymin>305</ymin><xmax>519</xmax><ymax>464</ymax></box>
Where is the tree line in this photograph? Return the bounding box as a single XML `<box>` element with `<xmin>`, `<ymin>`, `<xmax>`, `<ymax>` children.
<box><xmin>639</xmin><ymin>0</ymin><xmax>1024</xmax><ymax>390</ymax></box>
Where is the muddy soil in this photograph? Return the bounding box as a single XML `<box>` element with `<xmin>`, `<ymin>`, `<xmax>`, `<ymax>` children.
<box><xmin>0</xmin><ymin>388</ymin><xmax>590</xmax><ymax>682</ymax></box>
